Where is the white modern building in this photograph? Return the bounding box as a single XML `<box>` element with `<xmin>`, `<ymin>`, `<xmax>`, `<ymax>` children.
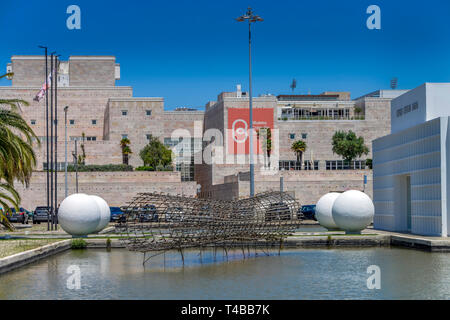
<box><xmin>373</xmin><ymin>83</ymin><xmax>450</xmax><ymax>237</ymax></box>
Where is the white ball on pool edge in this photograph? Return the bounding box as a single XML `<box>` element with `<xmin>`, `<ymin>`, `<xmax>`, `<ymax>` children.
<box><xmin>58</xmin><ymin>193</ymin><xmax>101</xmax><ymax>236</ymax></box>
<box><xmin>332</xmin><ymin>190</ymin><xmax>374</xmax><ymax>233</ymax></box>
<box><xmin>315</xmin><ymin>192</ymin><xmax>341</xmax><ymax>230</ymax></box>
<box><xmin>90</xmin><ymin>195</ymin><xmax>110</xmax><ymax>233</ymax></box>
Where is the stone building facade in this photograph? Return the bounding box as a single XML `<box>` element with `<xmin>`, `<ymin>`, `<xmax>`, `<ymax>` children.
<box><xmin>196</xmin><ymin>86</ymin><xmax>407</xmax><ymax>205</ymax></box>
<box><xmin>2</xmin><ymin>55</ymin><xmax>407</xmax><ymax>208</ymax></box>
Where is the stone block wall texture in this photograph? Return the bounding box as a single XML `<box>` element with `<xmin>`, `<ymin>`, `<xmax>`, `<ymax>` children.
<box><xmin>14</xmin><ymin>171</ymin><xmax>196</xmax><ymax>209</ymax></box>
<box><xmin>11</xmin><ymin>57</ymin><xmax>47</xmax><ymax>87</ymax></box>
<box><xmin>68</xmin><ymin>57</ymin><xmax>116</xmax><ymax>87</ymax></box>
<box><xmin>202</xmin><ymin>170</ymin><xmax>373</xmax><ymax>206</ymax></box>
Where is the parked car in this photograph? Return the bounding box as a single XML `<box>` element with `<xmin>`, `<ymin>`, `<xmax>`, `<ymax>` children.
<box><xmin>23</xmin><ymin>207</ymin><xmax>34</xmax><ymax>221</ymax></box>
<box><xmin>299</xmin><ymin>205</ymin><xmax>316</xmax><ymax>220</ymax></box>
<box><xmin>110</xmin><ymin>207</ymin><xmax>126</xmax><ymax>222</ymax></box>
<box><xmin>5</xmin><ymin>207</ymin><xmax>29</xmax><ymax>224</ymax></box>
<box><xmin>33</xmin><ymin>206</ymin><xmax>50</xmax><ymax>224</ymax></box>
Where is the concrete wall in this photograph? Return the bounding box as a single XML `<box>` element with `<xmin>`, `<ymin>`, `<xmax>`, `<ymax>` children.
<box><xmin>373</xmin><ymin>117</ymin><xmax>447</xmax><ymax>236</ymax></box>
<box><xmin>201</xmin><ymin>170</ymin><xmax>372</xmax><ymax>205</ymax></box>
<box><xmin>14</xmin><ymin>171</ymin><xmax>197</xmax><ymax>209</ymax></box>
<box><xmin>391</xmin><ymin>83</ymin><xmax>450</xmax><ymax>134</ymax></box>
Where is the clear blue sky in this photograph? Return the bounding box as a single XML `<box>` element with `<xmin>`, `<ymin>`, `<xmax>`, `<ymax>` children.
<box><xmin>1</xmin><ymin>0</ymin><xmax>450</xmax><ymax>109</ymax></box>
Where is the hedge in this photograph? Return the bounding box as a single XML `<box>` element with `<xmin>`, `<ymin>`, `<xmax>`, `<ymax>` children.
<box><xmin>67</xmin><ymin>164</ymin><xmax>134</xmax><ymax>172</ymax></box>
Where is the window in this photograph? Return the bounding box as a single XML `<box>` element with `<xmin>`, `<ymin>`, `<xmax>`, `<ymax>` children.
<box><xmin>404</xmin><ymin>104</ymin><xmax>411</xmax><ymax>114</ymax></box>
<box><xmin>304</xmin><ymin>160</ymin><xmax>319</xmax><ymax>170</ymax></box>
<box><xmin>53</xmin><ymin>119</ymin><xmax>58</xmax><ymax>125</ymax></box>
<box><xmin>86</xmin><ymin>136</ymin><xmax>96</xmax><ymax>141</ymax></box>
<box><xmin>279</xmin><ymin>161</ymin><xmax>302</xmax><ymax>171</ymax></box>
<box><xmin>92</xmin><ymin>119</ymin><xmax>97</xmax><ymax>125</ymax></box>
<box><xmin>289</xmin><ymin>133</ymin><xmax>295</xmax><ymax>139</ymax></box>
<box><xmin>43</xmin><ymin>162</ymin><xmax>67</xmax><ymax>171</ymax></box>
<box><xmin>121</xmin><ymin>110</ymin><xmax>128</xmax><ymax>116</ymax></box>
<box><xmin>146</xmin><ymin>134</ymin><xmax>152</xmax><ymax>140</ymax></box>
<box><xmin>31</xmin><ymin>120</ymin><xmax>36</xmax><ymax>125</ymax></box>
<box><xmin>146</xmin><ymin>110</ymin><xmax>152</xmax><ymax>116</ymax></box>
<box><xmin>121</xmin><ymin>134</ymin><xmax>128</xmax><ymax>139</ymax></box>
<box><xmin>301</xmin><ymin>133</ymin><xmax>308</xmax><ymax>139</ymax></box>
<box><xmin>396</xmin><ymin>109</ymin><xmax>403</xmax><ymax>117</ymax></box>
<box><xmin>69</xmin><ymin>120</ymin><xmax>75</xmax><ymax>125</ymax></box>
<box><xmin>412</xmin><ymin>102</ymin><xmax>419</xmax><ymax>110</ymax></box>
<box><xmin>326</xmin><ymin>160</ymin><xmax>366</xmax><ymax>170</ymax></box>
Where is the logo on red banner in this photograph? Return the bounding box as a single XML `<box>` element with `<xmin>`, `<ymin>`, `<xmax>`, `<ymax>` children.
<box><xmin>227</xmin><ymin>108</ymin><xmax>274</xmax><ymax>154</ymax></box>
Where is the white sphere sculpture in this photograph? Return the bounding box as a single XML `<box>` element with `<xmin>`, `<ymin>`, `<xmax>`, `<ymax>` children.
<box><xmin>315</xmin><ymin>193</ymin><xmax>341</xmax><ymax>230</ymax></box>
<box><xmin>332</xmin><ymin>190</ymin><xmax>374</xmax><ymax>233</ymax></box>
<box><xmin>90</xmin><ymin>195</ymin><xmax>110</xmax><ymax>233</ymax></box>
<box><xmin>58</xmin><ymin>193</ymin><xmax>101</xmax><ymax>236</ymax></box>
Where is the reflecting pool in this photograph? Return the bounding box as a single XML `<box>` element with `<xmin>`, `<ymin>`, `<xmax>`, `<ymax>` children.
<box><xmin>0</xmin><ymin>247</ymin><xmax>449</xmax><ymax>299</ymax></box>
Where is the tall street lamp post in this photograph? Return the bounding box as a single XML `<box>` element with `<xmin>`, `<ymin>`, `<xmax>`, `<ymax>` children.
<box><xmin>236</xmin><ymin>7</ymin><xmax>263</xmax><ymax>197</ymax></box>
<box><xmin>64</xmin><ymin>106</ymin><xmax>69</xmax><ymax>198</ymax></box>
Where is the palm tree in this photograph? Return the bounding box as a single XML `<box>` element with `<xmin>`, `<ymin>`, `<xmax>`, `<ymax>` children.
<box><xmin>291</xmin><ymin>140</ymin><xmax>307</xmax><ymax>167</ymax></box>
<box><xmin>257</xmin><ymin>128</ymin><xmax>272</xmax><ymax>167</ymax></box>
<box><xmin>0</xmin><ymin>73</ymin><xmax>38</xmax><ymax>230</ymax></box>
<box><xmin>120</xmin><ymin>138</ymin><xmax>132</xmax><ymax>165</ymax></box>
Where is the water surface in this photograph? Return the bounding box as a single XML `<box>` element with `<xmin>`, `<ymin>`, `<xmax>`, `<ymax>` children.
<box><xmin>0</xmin><ymin>247</ymin><xmax>449</xmax><ymax>300</ymax></box>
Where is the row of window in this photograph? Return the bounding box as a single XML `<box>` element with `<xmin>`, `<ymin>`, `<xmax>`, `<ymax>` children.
<box><xmin>70</xmin><ymin>136</ymin><xmax>97</xmax><ymax>141</ymax></box>
<box><xmin>289</xmin><ymin>133</ymin><xmax>307</xmax><ymax>140</ymax></box>
<box><xmin>281</xmin><ymin>108</ymin><xmax>351</xmax><ymax>119</ymax></box>
<box><xmin>279</xmin><ymin>160</ymin><xmax>367</xmax><ymax>170</ymax></box>
<box><xmin>31</xmin><ymin>119</ymin><xmax>98</xmax><ymax>125</ymax></box>
<box><xmin>121</xmin><ymin>110</ymin><xmax>152</xmax><ymax>116</ymax></box>
<box><xmin>396</xmin><ymin>102</ymin><xmax>419</xmax><ymax>118</ymax></box>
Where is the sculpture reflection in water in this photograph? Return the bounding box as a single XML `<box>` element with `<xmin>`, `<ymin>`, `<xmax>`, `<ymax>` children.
<box><xmin>116</xmin><ymin>192</ymin><xmax>299</xmax><ymax>265</ymax></box>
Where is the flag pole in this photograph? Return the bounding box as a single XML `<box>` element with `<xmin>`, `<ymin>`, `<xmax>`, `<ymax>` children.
<box><xmin>39</xmin><ymin>46</ymin><xmax>50</xmax><ymax>232</ymax></box>
<box><xmin>50</xmin><ymin>53</ymin><xmax>54</xmax><ymax>231</ymax></box>
<box><xmin>54</xmin><ymin>55</ymin><xmax>59</xmax><ymax>230</ymax></box>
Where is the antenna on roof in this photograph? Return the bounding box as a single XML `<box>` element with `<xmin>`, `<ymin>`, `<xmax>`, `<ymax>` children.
<box><xmin>390</xmin><ymin>77</ymin><xmax>398</xmax><ymax>90</ymax></box>
<box><xmin>290</xmin><ymin>78</ymin><xmax>297</xmax><ymax>92</ymax></box>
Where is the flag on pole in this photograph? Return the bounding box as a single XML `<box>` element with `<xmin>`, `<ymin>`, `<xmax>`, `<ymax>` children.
<box><xmin>33</xmin><ymin>71</ymin><xmax>52</xmax><ymax>102</ymax></box>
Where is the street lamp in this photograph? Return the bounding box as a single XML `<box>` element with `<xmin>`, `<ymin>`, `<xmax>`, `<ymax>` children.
<box><xmin>64</xmin><ymin>106</ymin><xmax>69</xmax><ymax>198</ymax></box>
<box><xmin>236</xmin><ymin>7</ymin><xmax>263</xmax><ymax>197</ymax></box>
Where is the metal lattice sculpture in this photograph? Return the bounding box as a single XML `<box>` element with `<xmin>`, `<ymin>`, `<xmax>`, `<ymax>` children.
<box><xmin>116</xmin><ymin>192</ymin><xmax>299</xmax><ymax>264</ymax></box>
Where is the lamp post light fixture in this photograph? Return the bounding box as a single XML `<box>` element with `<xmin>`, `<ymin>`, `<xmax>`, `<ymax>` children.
<box><xmin>236</xmin><ymin>7</ymin><xmax>263</xmax><ymax>197</ymax></box>
<box><xmin>64</xmin><ymin>106</ymin><xmax>69</xmax><ymax>198</ymax></box>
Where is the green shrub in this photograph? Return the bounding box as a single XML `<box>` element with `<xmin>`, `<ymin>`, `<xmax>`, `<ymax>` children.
<box><xmin>136</xmin><ymin>166</ymin><xmax>154</xmax><ymax>171</ymax></box>
<box><xmin>71</xmin><ymin>239</ymin><xmax>87</xmax><ymax>249</ymax></box>
<box><xmin>67</xmin><ymin>164</ymin><xmax>133</xmax><ymax>172</ymax></box>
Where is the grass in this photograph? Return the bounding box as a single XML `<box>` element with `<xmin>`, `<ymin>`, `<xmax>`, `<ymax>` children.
<box><xmin>0</xmin><ymin>239</ymin><xmax>62</xmax><ymax>259</ymax></box>
<box><xmin>71</xmin><ymin>239</ymin><xmax>87</xmax><ymax>249</ymax></box>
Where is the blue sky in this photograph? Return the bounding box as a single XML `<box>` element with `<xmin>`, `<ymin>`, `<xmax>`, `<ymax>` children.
<box><xmin>1</xmin><ymin>0</ymin><xmax>450</xmax><ymax>109</ymax></box>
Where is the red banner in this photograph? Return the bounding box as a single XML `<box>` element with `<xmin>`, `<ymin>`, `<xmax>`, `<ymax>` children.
<box><xmin>227</xmin><ymin>108</ymin><xmax>274</xmax><ymax>155</ymax></box>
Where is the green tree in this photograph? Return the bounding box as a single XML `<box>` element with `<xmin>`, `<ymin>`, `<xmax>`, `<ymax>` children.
<box><xmin>257</xmin><ymin>127</ymin><xmax>272</xmax><ymax>167</ymax></box>
<box><xmin>0</xmin><ymin>72</ymin><xmax>38</xmax><ymax>230</ymax></box>
<box><xmin>120</xmin><ymin>138</ymin><xmax>132</xmax><ymax>165</ymax></box>
<box><xmin>139</xmin><ymin>135</ymin><xmax>172</xmax><ymax>169</ymax></box>
<box><xmin>291</xmin><ymin>140</ymin><xmax>307</xmax><ymax>164</ymax></box>
<box><xmin>332</xmin><ymin>130</ymin><xmax>369</xmax><ymax>162</ymax></box>
<box><xmin>78</xmin><ymin>132</ymin><xmax>86</xmax><ymax>165</ymax></box>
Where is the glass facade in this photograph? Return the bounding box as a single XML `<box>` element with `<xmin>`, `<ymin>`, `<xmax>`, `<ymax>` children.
<box><xmin>164</xmin><ymin>137</ymin><xmax>202</xmax><ymax>181</ymax></box>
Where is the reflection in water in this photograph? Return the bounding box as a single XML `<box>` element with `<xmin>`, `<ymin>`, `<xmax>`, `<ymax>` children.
<box><xmin>0</xmin><ymin>247</ymin><xmax>449</xmax><ymax>300</ymax></box>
